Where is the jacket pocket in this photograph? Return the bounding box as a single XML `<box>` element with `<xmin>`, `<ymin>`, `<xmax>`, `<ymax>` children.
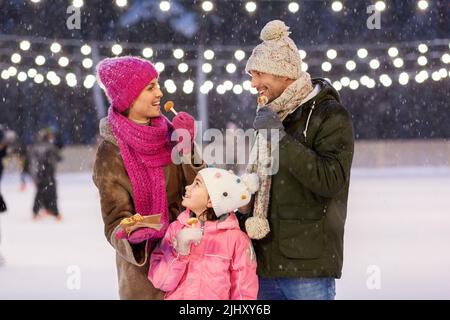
<box><xmin>278</xmin><ymin>218</ymin><xmax>325</xmax><ymax>259</ymax></box>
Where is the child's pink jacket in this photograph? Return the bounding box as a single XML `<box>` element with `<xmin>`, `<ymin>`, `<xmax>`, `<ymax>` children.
<box><xmin>148</xmin><ymin>210</ymin><xmax>258</xmax><ymax>300</ymax></box>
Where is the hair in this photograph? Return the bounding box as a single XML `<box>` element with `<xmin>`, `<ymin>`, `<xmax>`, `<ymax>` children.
<box><xmin>188</xmin><ymin>205</ymin><xmax>219</xmax><ymax>222</ymax></box>
<box><xmin>122</xmin><ymin>108</ymin><xmax>130</xmax><ymax>117</ymax></box>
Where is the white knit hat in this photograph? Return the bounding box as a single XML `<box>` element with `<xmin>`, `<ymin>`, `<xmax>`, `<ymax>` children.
<box><xmin>199</xmin><ymin>168</ymin><xmax>260</xmax><ymax>217</ymax></box>
<box><xmin>245</xmin><ymin>20</ymin><xmax>304</xmax><ymax>80</ymax></box>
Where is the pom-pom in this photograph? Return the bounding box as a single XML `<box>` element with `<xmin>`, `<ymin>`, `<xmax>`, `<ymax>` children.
<box><xmin>240</xmin><ymin>173</ymin><xmax>260</xmax><ymax>194</ymax></box>
<box><xmin>260</xmin><ymin>20</ymin><xmax>290</xmax><ymax>41</ymax></box>
<box><xmin>245</xmin><ymin>217</ymin><xmax>270</xmax><ymax>240</ymax></box>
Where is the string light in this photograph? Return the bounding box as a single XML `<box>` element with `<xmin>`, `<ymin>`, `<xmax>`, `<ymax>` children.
<box><xmin>345</xmin><ymin>60</ymin><xmax>356</xmax><ymax>71</ymax></box>
<box><xmin>111</xmin><ymin>44</ymin><xmax>123</xmax><ymax>55</ymax></box>
<box><xmin>388</xmin><ymin>47</ymin><xmax>399</xmax><ymax>57</ymax></box>
<box><xmin>8</xmin><ymin>67</ymin><xmax>18</xmax><ymax>77</ymax></box>
<box><xmin>301</xmin><ymin>62</ymin><xmax>308</xmax><ymax>72</ymax></box>
<box><xmin>216</xmin><ymin>84</ymin><xmax>226</xmax><ymax>95</ymax></box>
<box><xmin>375</xmin><ymin>1</ymin><xmax>386</xmax><ymax>11</ymax></box>
<box><xmin>204</xmin><ymin>50</ymin><xmax>215</xmax><ymax>60</ymax></box>
<box><xmin>80</xmin><ymin>44</ymin><xmax>91</xmax><ymax>55</ymax></box>
<box><xmin>2</xmin><ymin>34</ymin><xmax>449</xmax><ymax>92</ymax></box>
<box><xmin>20</xmin><ymin>40</ymin><xmax>31</xmax><ymax>51</ymax></box>
<box><xmin>349</xmin><ymin>80</ymin><xmax>359</xmax><ymax>90</ymax></box>
<box><xmin>159</xmin><ymin>1</ymin><xmax>170</xmax><ymax>12</ymax></box>
<box><xmin>340</xmin><ymin>77</ymin><xmax>350</xmax><ymax>87</ymax></box>
<box><xmin>245</xmin><ymin>1</ymin><xmax>257</xmax><ymax>13</ymax></box>
<box><xmin>34</xmin><ymin>74</ymin><xmax>44</xmax><ymax>84</ymax></box>
<box><xmin>418</xmin><ymin>43</ymin><xmax>428</xmax><ymax>53</ymax></box>
<box><xmin>331</xmin><ymin>1</ymin><xmax>343</xmax><ymax>12</ymax></box>
<box><xmin>299</xmin><ymin>50</ymin><xmax>307</xmax><ymax>60</ymax></box>
<box><xmin>202</xmin><ymin>63</ymin><xmax>212</xmax><ymax>73</ymax></box>
<box><xmin>357</xmin><ymin>48</ymin><xmax>368</xmax><ymax>59</ymax></box>
<box><xmin>50</xmin><ymin>42</ymin><xmax>62</xmax><ymax>53</ymax></box>
<box><xmin>233</xmin><ymin>84</ymin><xmax>243</xmax><ymax>95</ymax></box>
<box><xmin>82</xmin><ymin>58</ymin><xmax>93</xmax><ymax>69</ymax></box>
<box><xmin>58</xmin><ymin>56</ymin><xmax>70</xmax><ymax>67</ymax></box>
<box><xmin>417</xmin><ymin>0</ymin><xmax>429</xmax><ymax>11</ymax></box>
<box><xmin>178</xmin><ymin>63</ymin><xmax>189</xmax><ymax>73</ymax></box>
<box><xmin>242</xmin><ymin>80</ymin><xmax>252</xmax><ymax>91</ymax></box>
<box><xmin>164</xmin><ymin>79</ymin><xmax>177</xmax><ymax>93</ymax></box>
<box><xmin>398</xmin><ymin>72</ymin><xmax>409</xmax><ymax>85</ymax></box>
<box><xmin>369</xmin><ymin>59</ymin><xmax>380</xmax><ymax>69</ymax></box>
<box><xmin>83</xmin><ymin>75</ymin><xmax>96</xmax><ymax>88</ymax></box>
<box><xmin>142</xmin><ymin>47</ymin><xmax>153</xmax><ymax>58</ymax></box>
<box><xmin>202</xmin><ymin>1</ymin><xmax>213</xmax><ymax>12</ymax></box>
<box><xmin>72</xmin><ymin>0</ymin><xmax>83</xmax><ymax>8</ymax></box>
<box><xmin>226</xmin><ymin>63</ymin><xmax>237</xmax><ymax>73</ymax></box>
<box><xmin>417</xmin><ymin>56</ymin><xmax>428</xmax><ymax>66</ymax></box>
<box><xmin>326</xmin><ymin>49</ymin><xmax>337</xmax><ymax>60</ymax></box>
<box><xmin>11</xmin><ymin>53</ymin><xmax>21</xmax><ymax>64</ymax></box>
<box><xmin>27</xmin><ymin>68</ymin><xmax>37</xmax><ymax>78</ymax></box>
<box><xmin>173</xmin><ymin>48</ymin><xmax>184</xmax><ymax>59</ymax></box>
<box><xmin>17</xmin><ymin>71</ymin><xmax>27</xmax><ymax>82</ymax></box>
<box><xmin>234</xmin><ymin>50</ymin><xmax>246</xmax><ymax>61</ymax></box>
<box><xmin>332</xmin><ymin>81</ymin><xmax>342</xmax><ymax>91</ymax></box>
<box><xmin>393</xmin><ymin>57</ymin><xmax>404</xmax><ymax>68</ymax></box>
<box><xmin>223</xmin><ymin>80</ymin><xmax>233</xmax><ymax>91</ymax></box>
<box><xmin>116</xmin><ymin>0</ymin><xmax>127</xmax><ymax>7</ymax></box>
<box><xmin>35</xmin><ymin>55</ymin><xmax>46</xmax><ymax>66</ymax></box>
<box><xmin>321</xmin><ymin>61</ymin><xmax>332</xmax><ymax>72</ymax></box>
<box><xmin>288</xmin><ymin>2</ymin><xmax>299</xmax><ymax>13</ymax></box>
<box><xmin>154</xmin><ymin>62</ymin><xmax>165</xmax><ymax>72</ymax></box>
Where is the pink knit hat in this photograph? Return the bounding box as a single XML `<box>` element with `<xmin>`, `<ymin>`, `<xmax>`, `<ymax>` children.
<box><xmin>96</xmin><ymin>56</ymin><xmax>158</xmax><ymax>113</ymax></box>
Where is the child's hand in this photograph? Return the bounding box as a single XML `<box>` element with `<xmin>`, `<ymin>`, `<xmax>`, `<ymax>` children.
<box><xmin>173</xmin><ymin>228</ymin><xmax>203</xmax><ymax>255</ymax></box>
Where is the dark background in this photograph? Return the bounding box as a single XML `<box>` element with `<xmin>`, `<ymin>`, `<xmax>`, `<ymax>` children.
<box><xmin>0</xmin><ymin>0</ymin><xmax>449</xmax><ymax>145</ymax></box>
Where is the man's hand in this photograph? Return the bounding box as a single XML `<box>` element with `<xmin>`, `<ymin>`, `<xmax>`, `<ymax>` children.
<box><xmin>253</xmin><ymin>107</ymin><xmax>286</xmax><ymax>140</ymax></box>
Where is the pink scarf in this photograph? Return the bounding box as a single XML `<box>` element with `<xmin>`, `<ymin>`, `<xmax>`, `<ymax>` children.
<box><xmin>108</xmin><ymin>107</ymin><xmax>173</xmax><ymax>236</ymax></box>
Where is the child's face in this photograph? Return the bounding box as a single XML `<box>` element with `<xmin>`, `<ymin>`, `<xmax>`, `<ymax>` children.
<box><xmin>182</xmin><ymin>174</ymin><xmax>212</xmax><ymax>215</ymax></box>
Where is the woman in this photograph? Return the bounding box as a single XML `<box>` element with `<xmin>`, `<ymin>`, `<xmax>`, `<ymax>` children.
<box><xmin>93</xmin><ymin>56</ymin><xmax>205</xmax><ymax>299</ymax></box>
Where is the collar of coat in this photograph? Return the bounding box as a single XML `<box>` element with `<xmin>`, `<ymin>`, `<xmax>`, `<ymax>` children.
<box><xmin>283</xmin><ymin>77</ymin><xmax>341</xmax><ymax>125</ymax></box>
<box><xmin>177</xmin><ymin>209</ymin><xmax>241</xmax><ymax>232</ymax></box>
<box><xmin>99</xmin><ymin>117</ymin><xmax>118</xmax><ymax>147</ymax></box>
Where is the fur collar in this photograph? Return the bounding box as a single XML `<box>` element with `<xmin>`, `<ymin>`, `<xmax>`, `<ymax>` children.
<box><xmin>99</xmin><ymin>117</ymin><xmax>118</xmax><ymax>147</ymax></box>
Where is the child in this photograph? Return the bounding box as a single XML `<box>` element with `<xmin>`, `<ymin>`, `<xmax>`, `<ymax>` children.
<box><xmin>148</xmin><ymin>168</ymin><xmax>260</xmax><ymax>300</ymax></box>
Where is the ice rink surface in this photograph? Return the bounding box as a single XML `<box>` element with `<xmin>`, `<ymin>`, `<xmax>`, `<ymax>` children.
<box><xmin>1</xmin><ymin>168</ymin><xmax>449</xmax><ymax>299</ymax></box>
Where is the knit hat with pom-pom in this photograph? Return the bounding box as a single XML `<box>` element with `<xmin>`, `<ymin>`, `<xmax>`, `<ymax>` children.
<box><xmin>96</xmin><ymin>56</ymin><xmax>158</xmax><ymax>113</ymax></box>
<box><xmin>199</xmin><ymin>168</ymin><xmax>260</xmax><ymax>218</ymax></box>
<box><xmin>245</xmin><ymin>20</ymin><xmax>305</xmax><ymax>80</ymax></box>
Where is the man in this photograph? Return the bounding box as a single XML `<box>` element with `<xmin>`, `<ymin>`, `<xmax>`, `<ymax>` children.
<box><xmin>241</xmin><ymin>20</ymin><xmax>354</xmax><ymax>300</ymax></box>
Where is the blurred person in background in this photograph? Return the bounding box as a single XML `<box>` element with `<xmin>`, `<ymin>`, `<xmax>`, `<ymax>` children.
<box><xmin>29</xmin><ymin>128</ymin><xmax>63</xmax><ymax>221</ymax></box>
<box><xmin>0</xmin><ymin>124</ymin><xmax>17</xmax><ymax>266</ymax></box>
<box><xmin>0</xmin><ymin>125</ymin><xmax>8</xmax><ymax>213</ymax></box>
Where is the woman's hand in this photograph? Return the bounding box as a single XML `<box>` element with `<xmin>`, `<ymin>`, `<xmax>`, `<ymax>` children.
<box><xmin>172</xmin><ymin>112</ymin><xmax>196</xmax><ymax>156</ymax></box>
<box><xmin>172</xmin><ymin>112</ymin><xmax>195</xmax><ymax>140</ymax></box>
